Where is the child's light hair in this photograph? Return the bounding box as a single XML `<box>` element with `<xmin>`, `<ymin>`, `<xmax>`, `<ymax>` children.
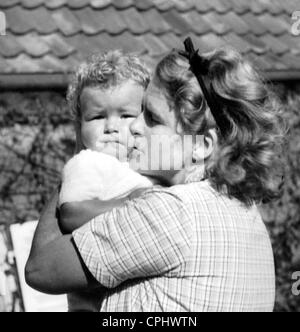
<box><xmin>155</xmin><ymin>48</ymin><xmax>286</xmax><ymax>206</ymax></box>
<box><xmin>67</xmin><ymin>50</ymin><xmax>151</xmax><ymax>123</ymax></box>
<box><xmin>67</xmin><ymin>50</ymin><xmax>151</xmax><ymax>153</ymax></box>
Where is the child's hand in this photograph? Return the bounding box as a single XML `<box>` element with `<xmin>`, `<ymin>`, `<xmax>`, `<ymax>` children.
<box><xmin>59</xmin><ymin>198</ymin><xmax>128</xmax><ymax>234</ymax></box>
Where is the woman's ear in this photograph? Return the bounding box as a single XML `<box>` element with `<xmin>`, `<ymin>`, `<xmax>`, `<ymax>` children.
<box><xmin>192</xmin><ymin>128</ymin><xmax>217</xmax><ymax>163</ymax></box>
<box><xmin>204</xmin><ymin>128</ymin><xmax>218</xmax><ymax>159</ymax></box>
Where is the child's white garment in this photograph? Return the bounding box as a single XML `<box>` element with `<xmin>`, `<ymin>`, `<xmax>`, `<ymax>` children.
<box><xmin>59</xmin><ymin>149</ymin><xmax>153</xmax><ymax>207</ymax></box>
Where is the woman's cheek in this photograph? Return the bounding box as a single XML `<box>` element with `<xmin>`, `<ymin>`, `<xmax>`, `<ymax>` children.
<box><xmin>124</xmin><ymin>118</ymin><xmax>136</xmax><ymax>135</ymax></box>
<box><xmin>170</xmin><ymin>135</ymin><xmax>186</xmax><ymax>170</ymax></box>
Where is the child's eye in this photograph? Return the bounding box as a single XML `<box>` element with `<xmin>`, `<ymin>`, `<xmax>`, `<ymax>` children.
<box><xmin>121</xmin><ymin>114</ymin><xmax>136</xmax><ymax>119</ymax></box>
<box><xmin>92</xmin><ymin>115</ymin><xmax>105</xmax><ymax>120</ymax></box>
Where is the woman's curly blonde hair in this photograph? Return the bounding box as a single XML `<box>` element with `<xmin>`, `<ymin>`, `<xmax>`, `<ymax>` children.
<box><xmin>155</xmin><ymin>48</ymin><xmax>286</xmax><ymax>206</ymax></box>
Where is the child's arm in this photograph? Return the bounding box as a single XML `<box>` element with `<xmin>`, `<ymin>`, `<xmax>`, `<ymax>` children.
<box><xmin>59</xmin><ymin>198</ymin><xmax>127</xmax><ymax>234</ymax></box>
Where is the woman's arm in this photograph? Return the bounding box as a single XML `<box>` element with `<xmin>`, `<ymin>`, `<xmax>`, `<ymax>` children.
<box><xmin>59</xmin><ymin>198</ymin><xmax>127</xmax><ymax>234</ymax></box>
<box><xmin>25</xmin><ymin>187</ymin><xmax>101</xmax><ymax>295</ymax></box>
<box><xmin>25</xmin><ymin>186</ymin><xmax>158</xmax><ymax>294</ymax></box>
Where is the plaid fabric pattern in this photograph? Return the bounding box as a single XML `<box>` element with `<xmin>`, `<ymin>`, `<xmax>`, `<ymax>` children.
<box><xmin>73</xmin><ymin>180</ymin><xmax>275</xmax><ymax>312</ymax></box>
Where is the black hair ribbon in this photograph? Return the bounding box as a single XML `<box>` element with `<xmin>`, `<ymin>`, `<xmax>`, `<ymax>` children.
<box><xmin>179</xmin><ymin>37</ymin><xmax>230</xmax><ymax>137</ymax></box>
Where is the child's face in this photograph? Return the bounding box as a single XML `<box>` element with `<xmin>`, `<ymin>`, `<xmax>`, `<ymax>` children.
<box><xmin>80</xmin><ymin>80</ymin><xmax>144</xmax><ymax>160</ymax></box>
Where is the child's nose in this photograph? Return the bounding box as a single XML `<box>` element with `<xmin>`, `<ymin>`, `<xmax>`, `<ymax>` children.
<box><xmin>104</xmin><ymin>116</ymin><xmax>119</xmax><ymax>133</ymax></box>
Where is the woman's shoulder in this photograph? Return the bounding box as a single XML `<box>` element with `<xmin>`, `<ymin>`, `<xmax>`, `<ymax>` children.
<box><xmin>166</xmin><ymin>180</ymin><xmax>262</xmax><ymax>219</ymax></box>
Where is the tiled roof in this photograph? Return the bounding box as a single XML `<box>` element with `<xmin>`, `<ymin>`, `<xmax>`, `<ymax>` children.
<box><xmin>0</xmin><ymin>0</ymin><xmax>300</xmax><ymax>82</ymax></box>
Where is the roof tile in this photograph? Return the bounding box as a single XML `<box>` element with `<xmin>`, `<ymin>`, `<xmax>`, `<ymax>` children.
<box><xmin>241</xmin><ymin>13</ymin><xmax>268</xmax><ymax>35</ymax></box>
<box><xmin>266</xmin><ymin>0</ymin><xmax>285</xmax><ymax>15</ymax></box>
<box><xmin>112</xmin><ymin>32</ymin><xmax>148</xmax><ymax>54</ymax></box>
<box><xmin>1</xmin><ymin>0</ymin><xmax>300</xmax><ymax>78</ymax></box>
<box><xmin>242</xmin><ymin>34</ymin><xmax>268</xmax><ymax>54</ymax></box>
<box><xmin>247</xmin><ymin>0</ymin><xmax>268</xmax><ymax>14</ymax></box>
<box><xmin>162</xmin><ymin>9</ymin><xmax>193</xmax><ymax>35</ymax></box>
<box><xmin>40</xmin><ymin>34</ymin><xmax>76</xmax><ymax>58</ymax></box>
<box><xmin>193</xmin><ymin>0</ymin><xmax>214</xmax><ymax>12</ymax></box>
<box><xmin>6</xmin><ymin>7</ymin><xmax>34</xmax><ymax>34</ymax></box>
<box><xmin>6</xmin><ymin>54</ymin><xmax>42</xmax><ymax>73</ymax></box>
<box><xmin>90</xmin><ymin>0</ymin><xmax>112</xmax><ymax>9</ymax></box>
<box><xmin>0</xmin><ymin>0</ymin><xmax>20</xmax><ymax>9</ymax></box>
<box><xmin>0</xmin><ymin>58</ymin><xmax>13</xmax><ymax>73</ymax></box>
<box><xmin>6</xmin><ymin>7</ymin><xmax>57</xmax><ymax>34</ymax></box>
<box><xmin>44</xmin><ymin>0</ymin><xmax>68</xmax><ymax>9</ymax></box>
<box><xmin>248</xmin><ymin>0</ymin><xmax>284</xmax><ymax>15</ymax></box>
<box><xmin>150</xmin><ymin>0</ymin><xmax>177</xmax><ymax>11</ymax></box>
<box><xmin>51</xmin><ymin>8</ymin><xmax>82</xmax><ymax>36</ymax></box>
<box><xmin>281</xmin><ymin>53</ymin><xmax>300</xmax><ymax>69</ymax></box>
<box><xmin>66</xmin><ymin>34</ymin><xmax>99</xmax><ymax>58</ymax></box>
<box><xmin>159</xmin><ymin>32</ymin><xmax>182</xmax><ymax>50</ymax></box>
<box><xmin>72</xmin><ymin>0</ymin><xmax>95</xmax><ymax>9</ymax></box>
<box><xmin>16</xmin><ymin>33</ymin><xmax>50</xmax><ymax>57</ymax></box>
<box><xmin>66</xmin><ymin>33</ymin><xmax>146</xmax><ymax>58</ymax></box>
<box><xmin>139</xmin><ymin>34</ymin><xmax>169</xmax><ymax>56</ymax></box>
<box><xmin>257</xmin><ymin>14</ymin><xmax>289</xmax><ymax>35</ymax></box>
<box><xmin>35</xmin><ymin>54</ymin><xmax>69</xmax><ymax>72</ymax></box>
<box><xmin>279</xmin><ymin>34</ymin><xmax>300</xmax><ymax>56</ymax></box>
<box><xmin>171</xmin><ymin>0</ymin><xmax>194</xmax><ymax>12</ymax></box>
<box><xmin>226</xmin><ymin>0</ymin><xmax>249</xmax><ymax>14</ymax></box>
<box><xmin>77</xmin><ymin>7</ymin><xmax>127</xmax><ymax>34</ymax></box>
<box><xmin>111</xmin><ymin>0</ymin><xmax>134</xmax><ymax>10</ymax></box>
<box><xmin>68</xmin><ymin>32</ymin><xmax>146</xmax><ymax>57</ymax></box>
<box><xmin>223</xmin><ymin>33</ymin><xmax>252</xmax><ymax>53</ymax></box>
<box><xmin>120</xmin><ymin>8</ymin><xmax>150</xmax><ymax>34</ymax></box>
<box><xmin>73</xmin><ymin>7</ymin><xmax>105</xmax><ymax>34</ymax></box>
<box><xmin>221</xmin><ymin>12</ymin><xmax>250</xmax><ymax>35</ymax></box>
<box><xmin>143</xmin><ymin>9</ymin><xmax>172</xmax><ymax>34</ymax></box>
<box><xmin>0</xmin><ymin>34</ymin><xmax>23</xmax><ymax>57</ymax></box>
<box><xmin>282</xmin><ymin>0</ymin><xmax>300</xmax><ymax>15</ymax></box>
<box><xmin>30</xmin><ymin>7</ymin><xmax>58</xmax><ymax>34</ymax></box>
<box><xmin>204</xmin><ymin>0</ymin><xmax>232</xmax><ymax>13</ymax></box>
<box><xmin>196</xmin><ymin>33</ymin><xmax>226</xmax><ymax>53</ymax></box>
<box><xmin>246</xmin><ymin>52</ymin><xmax>273</xmax><ymax>71</ymax></box>
<box><xmin>21</xmin><ymin>0</ymin><xmax>45</xmax><ymax>9</ymax></box>
<box><xmin>59</xmin><ymin>54</ymin><xmax>82</xmax><ymax>71</ymax></box>
<box><xmin>181</xmin><ymin>11</ymin><xmax>212</xmax><ymax>35</ymax></box>
<box><xmin>260</xmin><ymin>34</ymin><xmax>290</xmax><ymax>55</ymax></box>
<box><xmin>86</xmin><ymin>33</ymin><xmax>121</xmax><ymax>53</ymax></box>
<box><xmin>201</xmin><ymin>12</ymin><xmax>231</xmax><ymax>35</ymax></box>
<box><xmin>263</xmin><ymin>52</ymin><xmax>289</xmax><ymax>70</ymax></box>
<box><xmin>65</xmin><ymin>0</ymin><xmax>91</xmax><ymax>9</ymax></box>
<box><xmin>135</xmin><ymin>0</ymin><xmax>156</xmax><ymax>11</ymax></box>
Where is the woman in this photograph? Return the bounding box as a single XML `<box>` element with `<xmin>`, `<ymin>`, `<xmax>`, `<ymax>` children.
<box><xmin>25</xmin><ymin>38</ymin><xmax>285</xmax><ymax>312</ymax></box>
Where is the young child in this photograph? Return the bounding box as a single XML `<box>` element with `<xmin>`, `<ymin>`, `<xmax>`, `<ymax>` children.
<box><xmin>59</xmin><ymin>50</ymin><xmax>156</xmax><ymax>311</ymax></box>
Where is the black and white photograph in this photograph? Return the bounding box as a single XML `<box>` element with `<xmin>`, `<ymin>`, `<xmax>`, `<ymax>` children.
<box><xmin>0</xmin><ymin>0</ymin><xmax>299</xmax><ymax>315</ymax></box>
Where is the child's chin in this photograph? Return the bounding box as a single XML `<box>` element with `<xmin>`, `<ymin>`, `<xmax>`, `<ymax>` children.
<box><xmin>101</xmin><ymin>145</ymin><xmax>128</xmax><ymax>161</ymax></box>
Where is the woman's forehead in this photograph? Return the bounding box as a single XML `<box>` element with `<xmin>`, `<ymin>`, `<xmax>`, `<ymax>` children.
<box><xmin>145</xmin><ymin>81</ymin><xmax>169</xmax><ymax>107</ymax></box>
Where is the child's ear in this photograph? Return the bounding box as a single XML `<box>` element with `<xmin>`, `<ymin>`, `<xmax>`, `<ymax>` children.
<box><xmin>192</xmin><ymin>129</ymin><xmax>217</xmax><ymax>163</ymax></box>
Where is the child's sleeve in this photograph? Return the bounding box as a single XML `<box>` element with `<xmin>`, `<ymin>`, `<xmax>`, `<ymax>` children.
<box><xmin>58</xmin><ymin>150</ymin><xmax>153</xmax><ymax>207</ymax></box>
<box><xmin>59</xmin><ymin>149</ymin><xmax>104</xmax><ymax>207</ymax></box>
